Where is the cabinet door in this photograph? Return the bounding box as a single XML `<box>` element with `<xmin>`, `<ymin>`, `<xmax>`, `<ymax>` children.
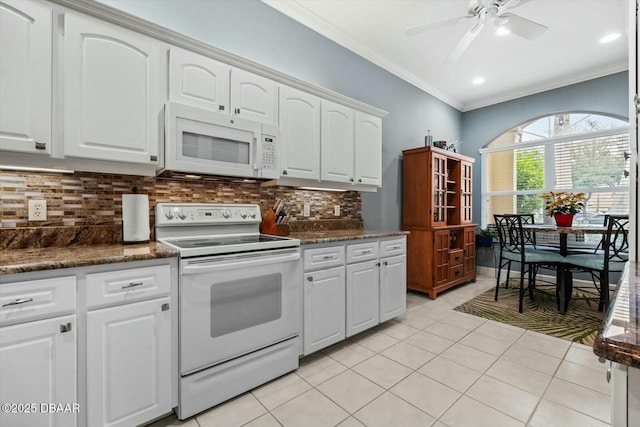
<box><xmin>230</xmin><ymin>68</ymin><xmax>278</xmax><ymax>124</ymax></box>
<box><xmin>380</xmin><ymin>255</ymin><xmax>406</xmax><ymax>322</ymax></box>
<box><xmin>463</xmin><ymin>227</ymin><xmax>476</xmax><ymax>277</ymax></box>
<box><xmin>279</xmin><ymin>86</ymin><xmax>321</xmax><ymax>179</ymax></box>
<box><xmin>87</xmin><ymin>298</ymin><xmax>171</xmax><ymax>427</ymax></box>
<box><xmin>321</xmin><ymin>100</ymin><xmax>355</xmax><ymax>183</ymax></box>
<box><xmin>0</xmin><ymin>0</ymin><xmax>51</xmax><ymax>155</ymax></box>
<box><xmin>303</xmin><ymin>266</ymin><xmax>345</xmax><ymax>355</ymax></box>
<box><xmin>354</xmin><ymin>111</ymin><xmax>382</xmax><ymax>186</ymax></box>
<box><xmin>169</xmin><ymin>47</ymin><xmax>230</xmax><ymax>112</ymax></box>
<box><xmin>430</xmin><ymin>153</ymin><xmax>448</xmax><ymax>227</ymax></box>
<box><xmin>0</xmin><ymin>315</ymin><xmax>77</xmax><ymax>427</ymax></box>
<box><xmin>460</xmin><ymin>161</ymin><xmax>473</xmax><ymax>224</ymax></box>
<box><xmin>346</xmin><ymin>260</ymin><xmax>379</xmax><ymax>337</ymax></box>
<box><xmin>64</xmin><ymin>13</ymin><xmax>161</xmax><ymax>164</ymax></box>
<box><xmin>434</xmin><ymin>230</ymin><xmax>450</xmax><ymax>287</ymax></box>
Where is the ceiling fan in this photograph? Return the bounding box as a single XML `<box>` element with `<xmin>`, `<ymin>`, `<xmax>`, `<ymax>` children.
<box><xmin>406</xmin><ymin>0</ymin><xmax>548</xmax><ymax>62</ymax></box>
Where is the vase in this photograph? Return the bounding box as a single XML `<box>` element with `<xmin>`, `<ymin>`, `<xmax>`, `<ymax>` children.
<box><xmin>554</xmin><ymin>213</ymin><xmax>574</xmax><ymax>227</ymax></box>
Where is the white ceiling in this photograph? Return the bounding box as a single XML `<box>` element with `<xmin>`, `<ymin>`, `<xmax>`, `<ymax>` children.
<box><xmin>263</xmin><ymin>0</ymin><xmax>629</xmax><ymax>111</ymax></box>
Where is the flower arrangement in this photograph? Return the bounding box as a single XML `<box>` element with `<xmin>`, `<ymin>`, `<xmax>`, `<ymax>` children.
<box><xmin>540</xmin><ymin>191</ymin><xmax>586</xmax><ymax>216</ymax></box>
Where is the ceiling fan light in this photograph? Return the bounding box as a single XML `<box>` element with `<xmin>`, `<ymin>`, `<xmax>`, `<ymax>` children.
<box><xmin>599</xmin><ymin>32</ymin><xmax>621</xmax><ymax>44</ymax></box>
<box><xmin>496</xmin><ymin>27</ymin><xmax>510</xmax><ymax>36</ymax></box>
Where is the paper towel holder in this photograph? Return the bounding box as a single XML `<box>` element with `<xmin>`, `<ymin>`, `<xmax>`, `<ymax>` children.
<box><xmin>122</xmin><ymin>187</ymin><xmax>150</xmax><ymax>244</ymax></box>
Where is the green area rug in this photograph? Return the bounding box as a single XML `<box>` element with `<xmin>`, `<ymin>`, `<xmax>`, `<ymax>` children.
<box><xmin>454</xmin><ymin>281</ymin><xmax>604</xmax><ymax>346</ymax></box>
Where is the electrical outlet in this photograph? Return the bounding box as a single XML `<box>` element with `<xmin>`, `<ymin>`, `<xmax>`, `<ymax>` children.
<box><xmin>334</xmin><ymin>205</ymin><xmax>340</xmax><ymax>216</ymax></box>
<box><xmin>28</xmin><ymin>199</ymin><xmax>47</xmax><ymax>221</ymax></box>
<box><xmin>303</xmin><ymin>203</ymin><xmax>310</xmax><ymax>217</ymax></box>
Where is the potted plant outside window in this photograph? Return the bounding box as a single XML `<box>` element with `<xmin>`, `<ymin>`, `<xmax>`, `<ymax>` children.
<box><xmin>476</xmin><ymin>227</ymin><xmax>498</xmax><ymax>247</ymax></box>
<box><xmin>540</xmin><ymin>191</ymin><xmax>586</xmax><ymax>227</ymax></box>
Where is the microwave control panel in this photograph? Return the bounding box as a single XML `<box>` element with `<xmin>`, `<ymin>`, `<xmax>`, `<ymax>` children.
<box><xmin>261</xmin><ymin>135</ymin><xmax>277</xmax><ymax>172</ymax></box>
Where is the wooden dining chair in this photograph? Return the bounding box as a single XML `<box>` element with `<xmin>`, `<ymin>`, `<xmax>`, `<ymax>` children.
<box><xmin>563</xmin><ymin>215</ymin><xmax>629</xmax><ymax>311</ymax></box>
<box><xmin>494</xmin><ymin>214</ymin><xmax>565</xmax><ymax>313</ymax></box>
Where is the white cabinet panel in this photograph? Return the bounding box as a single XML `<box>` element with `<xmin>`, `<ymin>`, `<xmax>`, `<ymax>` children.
<box><xmin>355</xmin><ymin>111</ymin><xmax>382</xmax><ymax>186</ymax></box>
<box><xmin>303</xmin><ymin>266</ymin><xmax>345</xmax><ymax>355</ymax></box>
<box><xmin>279</xmin><ymin>85</ymin><xmax>321</xmax><ymax>180</ymax></box>
<box><xmin>346</xmin><ymin>260</ymin><xmax>379</xmax><ymax>337</ymax></box>
<box><xmin>87</xmin><ymin>297</ymin><xmax>171</xmax><ymax>427</ymax></box>
<box><xmin>0</xmin><ymin>0</ymin><xmax>51</xmax><ymax>155</ymax></box>
<box><xmin>169</xmin><ymin>47</ymin><xmax>230</xmax><ymax>112</ymax></box>
<box><xmin>230</xmin><ymin>68</ymin><xmax>278</xmax><ymax>125</ymax></box>
<box><xmin>321</xmin><ymin>100</ymin><xmax>355</xmax><ymax>183</ymax></box>
<box><xmin>380</xmin><ymin>254</ymin><xmax>407</xmax><ymax>322</ymax></box>
<box><xmin>64</xmin><ymin>13</ymin><xmax>161</xmax><ymax>164</ymax></box>
<box><xmin>0</xmin><ymin>314</ymin><xmax>77</xmax><ymax>427</ymax></box>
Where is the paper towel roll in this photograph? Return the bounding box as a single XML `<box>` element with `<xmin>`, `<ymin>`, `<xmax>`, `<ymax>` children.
<box><xmin>122</xmin><ymin>194</ymin><xmax>150</xmax><ymax>243</ymax></box>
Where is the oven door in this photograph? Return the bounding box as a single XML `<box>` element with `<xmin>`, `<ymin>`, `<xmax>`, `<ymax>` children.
<box><xmin>179</xmin><ymin>248</ymin><xmax>301</xmax><ymax>375</ymax></box>
<box><xmin>165</xmin><ymin>102</ymin><xmax>262</xmax><ymax>178</ymax></box>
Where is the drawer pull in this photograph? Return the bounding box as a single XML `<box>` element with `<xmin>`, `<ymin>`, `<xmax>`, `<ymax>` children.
<box><xmin>122</xmin><ymin>281</ymin><xmax>143</xmax><ymax>289</ymax></box>
<box><xmin>2</xmin><ymin>297</ymin><xmax>34</xmax><ymax>308</ymax></box>
<box><xmin>361</xmin><ymin>249</ymin><xmax>373</xmax><ymax>255</ymax></box>
<box><xmin>322</xmin><ymin>255</ymin><xmax>335</xmax><ymax>260</ymax></box>
<box><xmin>60</xmin><ymin>322</ymin><xmax>72</xmax><ymax>333</ymax></box>
<box><xmin>383</xmin><ymin>261</ymin><xmax>388</xmax><ymax>266</ymax></box>
<box><xmin>390</xmin><ymin>245</ymin><xmax>402</xmax><ymax>250</ymax></box>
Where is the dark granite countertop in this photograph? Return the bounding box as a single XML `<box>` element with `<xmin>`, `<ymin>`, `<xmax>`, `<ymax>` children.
<box><xmin>0</xmin><ymin>242</ymin><xmax>178</xmax><ymax>276</ymax></box>
<box><xmin>593</xmin><ymin>262</ymin><xmax>640</xmax><ymax>368</ymax></box>
<box><xmin>290</xmin><ymin>230</ymin><xmax>409</xmax><ymax>245</ymax></box>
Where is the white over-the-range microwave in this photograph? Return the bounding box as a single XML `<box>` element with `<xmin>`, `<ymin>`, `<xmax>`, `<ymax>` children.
<box><xmin>159</xmin><ymin>102</ymin><xmax>279</xmax><ymax>179</ymax></box>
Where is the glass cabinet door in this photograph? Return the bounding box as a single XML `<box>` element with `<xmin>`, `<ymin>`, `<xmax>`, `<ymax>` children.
<box><xmin>431</xmin><ymin>153</ymin><xmax>447</xmax><ymax>227</ymax></box>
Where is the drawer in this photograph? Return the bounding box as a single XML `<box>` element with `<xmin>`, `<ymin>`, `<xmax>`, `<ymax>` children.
<box><xmin>379</xmin><ymin>237</ymin><xmax>406</xmax><ymax>257</ymax></box>
<box><xmin>449</xmin><ymin>249</ymin><xmax>464</xmax><ymax>266</ymax></box>
<box><xmin>86</xmin><ymin>264</ymin><xmax>171</xmax><ymax>309</ymax></box>
<box><xmin>346</xmin><ymin>241</ymin><xmax>378</xmax><ymax>263</ymax></box>
<box><xmin>0</xmin><ymin>276</ymin><xmax>76</xmax><ymax>326</ymax></box>
<box><xmin>449</xmin><ymin>264</ymin><xmax>464</xmax><ymax>281</ymax></box>
<box><xmin>303</xmin><ymin>245</ymin><xmax>345</xmax><ymax>271</ymax></box>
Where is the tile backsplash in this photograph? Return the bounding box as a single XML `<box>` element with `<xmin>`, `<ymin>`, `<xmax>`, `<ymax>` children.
<box><xmin>0</xmin><ymin>171</ymin><xmax>362</xmax><ymax>228</ymax></box>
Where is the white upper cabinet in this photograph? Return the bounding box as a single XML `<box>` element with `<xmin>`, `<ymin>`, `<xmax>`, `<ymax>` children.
<box><xmin>279</xmin><ymin>85</ymin><xmax>321</xmax><ymax>180</ymax></box>
<box><xmin>64</xmin><ymin>13</ymin><xmax>161</xmax><ymax>165</ymax></box>
<box><xmin>321</xmin><ymin>100</ymin><xmax>355</xmax><ymax>183</ymax></box>
<box><xmin>169</xmin><ymin>47</ymin><xmax>230</xmax><ymax>113</ymax></box>
<box><xmin>0</xmin><ymin>0</ymin><xmax>52</xmax><ymax>155</ymax></box>
<box><xmin>355</xmin><ymin>111</ymin><xmax>382</xmax><ymax>186</ymax></box>
<box><xmin>230</xmin><ymin>67</ymin><xmax>278</xmax><ymax>125</ymax></box>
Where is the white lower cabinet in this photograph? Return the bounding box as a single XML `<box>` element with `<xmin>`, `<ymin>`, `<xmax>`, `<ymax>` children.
<box><xmin>346</xmin><ymin>260</ymin><xmax>379</xmax><ymax>337</ymax></box>
<box><xmin>83</xmin><ymin>262</ymin><xmax>174</xmax><ymax>427</ymax></box>
<box><xmin>303</xmin><ymin>266</ymin><xmax>346</xmax><ymax>355</ymax></box>
<box><xmin>611</xmin><ymin>362</ymin><xmax>640</xmax><ymax>427</ymax></box>
<box><xmin>0</xmin><ymin>314</ymin><xmax>77</xmax><ymax>427</ymax></box>
<box><xmin>380</xmin><ymin>254</ymin><xmax>407</xmax><ymax>322</ymax></box>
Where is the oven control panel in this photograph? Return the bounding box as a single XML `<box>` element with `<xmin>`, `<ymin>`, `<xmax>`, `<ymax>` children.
<box><xmin>156</xmin><ymin>203</ymin><xmax>262</xmax><ymax>225</ymax></box>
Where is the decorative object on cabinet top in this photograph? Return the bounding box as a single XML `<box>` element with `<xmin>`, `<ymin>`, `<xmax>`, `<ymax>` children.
<box><xmin>0</xmin><ymin>241</ymin><xmax>178</xmax><ymax>276</ymax></box>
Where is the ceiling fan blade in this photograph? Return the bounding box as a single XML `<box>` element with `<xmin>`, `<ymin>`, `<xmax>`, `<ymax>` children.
<box><xmin>501</xmin><ymin>12</ymin><xmax>547</xmax><ymax>40</ymax></box>
<box><xmin>405</xmin><ymin>16</ymin><xmax>471</xmax><ymax>36</ymax></box>
<box><xmin>446</xmin><ymin>21</ymin><xmax>484</xmax><ymax>63</ymax></box>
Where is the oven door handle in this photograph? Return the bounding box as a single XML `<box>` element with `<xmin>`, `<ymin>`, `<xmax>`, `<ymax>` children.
<box><xmin>181</xmin><ymin>251</ymin><xmax>300</xmax><ymax>274</ymax></box>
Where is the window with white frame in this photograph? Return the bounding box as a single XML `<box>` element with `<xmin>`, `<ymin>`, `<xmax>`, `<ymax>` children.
<box><xmin>480</xmin><ymin>113</ymin><xmax>630</xmax><ymax>245</ymax></box>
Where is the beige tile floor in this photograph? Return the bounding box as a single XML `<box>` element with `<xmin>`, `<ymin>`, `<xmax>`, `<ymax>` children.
<box><xmin>148</xmin><ymin>274</ymin><xmax>611</xmax><ymax>427</ymax></box>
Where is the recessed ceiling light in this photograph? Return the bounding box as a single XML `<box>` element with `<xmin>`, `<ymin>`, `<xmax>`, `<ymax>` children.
<box><xmin>599</xmin><ymin>32</ymin><xmax>621</xmax><ymax>44</ymax></box>
<box><xmin>496</xmin><ymin>27</ymin><xmax>510</xmax><ymax>36</ymax></box>
<box><xmin>472</xmin><ymin>77</ymin><xmax>485</xmax><ymax>85</ymax></box>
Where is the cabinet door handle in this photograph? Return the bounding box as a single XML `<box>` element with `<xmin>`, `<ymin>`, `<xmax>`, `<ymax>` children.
<box><xmin>219</xmin><ymin>105</ymin><xmax>225</xmax><ymax>111</ymax></box>
<box><xmin>161</xmin><ymin>303</ymin><xmax>170</xmax><ymax>312</ymax></box>
<box><xmin>122</xmin><ymin>281</ymin><xmax>143</xmax><ymax>289</ymax></box>
<box><xmin>282</xmin><ymin>170</ymin><xmax>288</xmax><ymax>175</ymax></box>
<box><xmin>606</xmin><ymin>367</ymin><xmax>611</xmax><ymax>383</ymax></box>
<box><xmin>307</xmin><ymin>276</ymin><xmax>313</xmax><ymax>282</ymax></box>
<box><xmin>60</xmin><ymin>322</ymin><xmax>72</xmax><ymax>333</ymax></box>
<box><xmin>349</xmin><ymin>177</ymin><xmax>354</xmax><ymax>182</ymax></box>
<box><xmin>376</xmin><ymin>262</ymin><xmax>381</xmax><ymax>267</ymax></box>
<box><xmin>2</xmin><ymin>297</ymin><xmax>34</xmax><ymax>307</ymax></box>
<box><xmin>383</xmin><ymin>261</ymin><xmax>388</xmax><ymax>266</ymax></box>
<box><xmin>35</xmin><ymin>141</ymin><xmax>46</xmax><ymax>150</ymax></box>
<box><xmin>150</xmin><ymin>155</ymin><xmax>158</xmax><ymax>162</ymax></box>
<box><xmin>358</xmin><ymin>178</ymin><xmax>362</xmax><ymax>183</ymax></box>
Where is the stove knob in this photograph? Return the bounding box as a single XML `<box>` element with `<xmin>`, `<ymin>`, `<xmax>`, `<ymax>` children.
<box><xmin>165</xmin><ymin>210</ymin><xmax>174</xmax><ymax>220</ymax></box>
<box><xmin>222</xmin><ymin>210</ymin><xmax>230</xmax><ymax>219</ymax></box>
<box><xmin>240</xmin><ymin>210</ymin><xmax>247</xmax><ymax>219</ymax></box>
<box><xmin>178</xmin><ymin>210</ymin><xmax>187</xmax><ymax>220</ymax></box>
<box><xmin>250</xmin><ymin>211</ymin><xmax>257</xmax><ymax>219</ymax></box>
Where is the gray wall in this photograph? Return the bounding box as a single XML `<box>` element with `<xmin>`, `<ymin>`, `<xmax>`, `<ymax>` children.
<box><xmin>99</xmin><ymin>0</ymin><xmax>462</xmax><ymax>231</ymax></box>
<box><xmin>461</xmin><ymin>71</ymin><xmax>629</xmax><ymax>226</ymax></box>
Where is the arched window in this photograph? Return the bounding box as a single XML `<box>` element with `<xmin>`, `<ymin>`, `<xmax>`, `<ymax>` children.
<box><xmin>480</xmin><ymin>112</ymin><xmax>630</xmax><ymax>233</ymax></box>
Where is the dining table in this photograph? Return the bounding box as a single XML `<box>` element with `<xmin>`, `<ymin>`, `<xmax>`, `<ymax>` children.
<box><xmin>520</xmin><ymin>223</ymin><xmax>607</xmax><ymax>314</ymax></box>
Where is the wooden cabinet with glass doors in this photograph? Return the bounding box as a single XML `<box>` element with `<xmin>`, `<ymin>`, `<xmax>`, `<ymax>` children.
<box><xmin>402</xmin><ymin>146</ymin><xmax>476</xmax><ymax>299</ymax></box>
